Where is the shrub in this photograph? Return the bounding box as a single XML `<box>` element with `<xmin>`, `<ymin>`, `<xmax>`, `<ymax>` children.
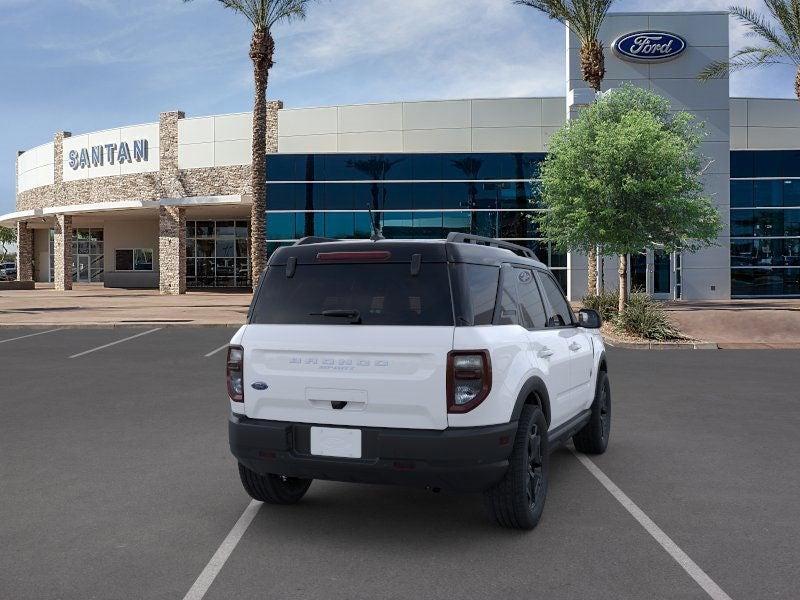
<box><xmin>616</xmin><ymin>293</ymin><xmax>684</xmax><ymax>341</ymax></box>
<box><xmin>581</xmin><ymin>290</ymin><xmax>620</xmax><ymax>323</ymax></box>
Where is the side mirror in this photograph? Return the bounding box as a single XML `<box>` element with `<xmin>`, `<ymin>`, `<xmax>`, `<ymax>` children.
<box><xmin>577</xmin><ymin>308</ymin><xmax>602</xmax><ymax>329</ymax></box>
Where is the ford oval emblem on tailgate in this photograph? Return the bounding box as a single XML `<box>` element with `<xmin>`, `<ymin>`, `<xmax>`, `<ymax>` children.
<box><xmin>251</xmin><ymin>382</ymin><xmax>269</xmax><ymax>391</ymax></box>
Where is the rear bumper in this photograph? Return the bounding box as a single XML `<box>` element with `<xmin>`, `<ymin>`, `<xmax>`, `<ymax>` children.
<box><xmin>229</xmin><ymin>414</ymin><xmax>517</xmax><ymax>493</ymax></box>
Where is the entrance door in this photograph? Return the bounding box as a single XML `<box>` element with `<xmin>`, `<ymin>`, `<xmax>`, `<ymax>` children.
<box><xmin>652</xmin><ymin>249</ymin><xmax>672</xmax><ymax>299</ymax></box>
<box><xmin>626</xmin><ymin>249</ymin><xmax>674</xmax><ymax>299</ymax></box>
<box><xmin>630</xmin><ymin>253</ymin><xmax>647</xmax><ymax>293</ymax></box>
<box><xmin>77</xmin><ymin>256</ymin><xmax>90</xmax><ymax>282</ymax></box>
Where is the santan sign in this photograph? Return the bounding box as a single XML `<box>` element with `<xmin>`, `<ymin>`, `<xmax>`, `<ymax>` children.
<box><xmin>613</xmin><ymin>31</ymin><xmax>687</xmax><ymax>62</ymax></box>
<box><xmin>68</xmin><ymin>139</ymin><xmax>149</xmax><ymax>170</ymax></box>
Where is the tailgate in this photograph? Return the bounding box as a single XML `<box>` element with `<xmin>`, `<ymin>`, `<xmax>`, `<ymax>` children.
<box><xmin>242</xmin><ymin>325</ymin><xmax>454</xmax><ymax>430</ymax></box>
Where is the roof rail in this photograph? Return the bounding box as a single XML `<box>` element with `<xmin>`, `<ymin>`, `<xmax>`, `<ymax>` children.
<box><xmin>446</xmin><ymin>233</ymin><xmax>538</xmax><ymax>260</ymax></box>
<box><xmin>293</xmin><ymin>236</ymin><xmax>339</xmax><ymax>246</ymax></box>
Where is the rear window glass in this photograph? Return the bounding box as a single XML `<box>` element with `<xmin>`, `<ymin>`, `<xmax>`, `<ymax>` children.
<box><xmin>451</xmin><ymin>264</ymin><xmax>500</xmax><ymax>326</ymax></box>
<box><xmin>250</xmin><ymin>263</ymin><xmax>454</xmax><ymax>326</ymax></box>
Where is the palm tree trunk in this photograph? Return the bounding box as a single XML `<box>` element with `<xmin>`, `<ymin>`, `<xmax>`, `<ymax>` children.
<box><xmin>249</xmin><ymin>29</ymin><xmax>274</xmax><ymax>288</ymax></box>
<box><xmin>618</xmin><ymin>254</ymin><xmax>628</xmax><ymax>313</ymax></box>
<box><xmin>587</xmin><ymin>247</ymin><xmax>598</xmax><ymax>295</ymax></box>
<box><xmin>581</xmin><ymin>39</ymin><xmax>604</xmax><ymax>295</ymax></box>
<box><xmin>580</xmin><ymin>40</ymin><xmax>605</xmax><ymax>93</ymax></box>
<box><xmin>796</xmin><ymin>67</ymin><xmax>800</xmax><ymax>102</ymax></box>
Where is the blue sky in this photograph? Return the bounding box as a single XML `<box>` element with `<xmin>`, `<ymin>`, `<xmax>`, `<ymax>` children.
<box><xmin>1</xmin><ymin>0</ymin><xmax>797</xmax><ymax>215</ymax></box>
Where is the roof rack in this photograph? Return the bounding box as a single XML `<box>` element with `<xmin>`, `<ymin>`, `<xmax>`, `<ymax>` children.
<box><xmin>293</xmin><ymin>236</ymin><xmax>339</xmax><ymax>246</ymax></box>
<box><xmin>446</xmin><ymin>233</ymin><xmax>538</xmax><ymax>260</ymax></box>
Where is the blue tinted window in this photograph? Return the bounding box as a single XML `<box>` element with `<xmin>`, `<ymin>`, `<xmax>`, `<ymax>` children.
<box><xmin>382</xmin><ymin>212</ymin><xmax>414</xmax><ymax>238</ymax></box>
<box><xmin>386</xmin><ymin>182</ymin><xmax>413</xmax><ymax>210</ymax></box>
<box><xmin>354</xmin><ymin>212</ymin><xmax>372</xmax><ymax>238</ymax></box>
<box><xmin>412</xmin><ymin>155</ymin><xmax>442</xmax><ymax>180</ymax></box>
<box><xmin>441</xmin><ymin>183</ymin><xmax>470</xmax><ymax>209</ymax></box>
<box><xmin>783</xmin><ymin>180</ymin><xmax>800</xmax><ymax>207</ymax></box>
<box><xmin>730</xmin><ymin>151</ymin><xmax>754</xmax><ymax>178</ymax></box>
<box><xmin>324</xmin><ymin>213</ymin><xmax>355</xmax><ymax>238</ymax></box>
<box><xmin>754</xmin><ymin>151</ymin><xmax>783</xmax><ymax>177</ymax></box>
<box><xmin>325</xmin><ymin>183</ymin><xmax>354</xmax><ymax>210</ymax></box>
<box><xmin>754</xmin><ymin>180</ymin><xmax>783</xmax><ymax>207</ymax></box>
<box><xmin>294</xmin><ymin>212</ymin><xmax>324</xmax><ymax>239</ymax></box>
<box><xmin>472</xmin><ymin>211</ymin><xmax>499</xmax><ymax>238</ymax></box>
<box><xmin>781</xmin><ymin>150</ymin><xmax>800</xmax><ymax>177</ymax></box>
<box><xmin>731</xmin><ymin>210</ymin><xmax>754</xmax><ymax>237</ymax></box>
<box><xmin>441</xmin><ymin>155</ymin><xmax>469</xmax><ymax>179</ymax></box>
<box><xmin>267</xmin><ymin>184</ymin><xmax>298</xmax><ymax>210</ymax></box>
<box><xmin>412</xmin><ymin>182</ymin><xmax>442</xmax><ymax>209</ymax></box>
<box><xmin>732</xmin><ymin>268</ymin><xmax>800</xmax><ymax>296</ymax></box>
<box><xmin>785</xmin><ymin>210</ymin><xmax>800</xmax><ymax>236</ymax></box>
<box><xmin>443</xmin><ymin>211</ymin><xmax>471</xmax><ymax>233</ymax></box>
<box><xmin>730</xmin><ymin>181</ymin><xmax>753</xmax><ymax>208</ymax></box>
<box><xmin>299</xmin><ymin>183</ymin><xmax>324</xmax><ymax>211</ymax></box>
<box><xmin>266</xmin><ymin>213</ymin><xmax>295</xmax><ymax>240</ymax></box>
<box><xmin>266</xmin><ymin>155</ymin><xmax>297</xmax><ymax>181</ymax></box>
<box><xmin>413</xmin><ymin>212</ymin><xmax>444</xmax><ymax>237</ymax></box>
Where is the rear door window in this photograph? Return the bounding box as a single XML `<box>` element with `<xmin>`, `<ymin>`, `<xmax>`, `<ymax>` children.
<box><xmin>537</xmin><ymin>270</ymin><xmax>574</xmax><ymax>327</ymax></box>
<box><xmin>495</xmin><ymin>266</ymin><xmax>519</xmax><ymax>326</ymax></box>
<box><xmin>250</xmin><ymin>263</ymin><xmax>454</xmax><ymax>326</ymax></box>
<box><xmin>514</xmin><ymin>267</ymin><xmax>547</xmax><ymax>329</ymax></box>
<box><xmin>451</xmin><ymin>264</ymin><xmax>500</xmax><ymax>326</ymax></box>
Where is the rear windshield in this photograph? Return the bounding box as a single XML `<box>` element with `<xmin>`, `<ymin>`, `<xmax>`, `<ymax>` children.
<box><xmin>250</xmin><ymin>263</ymin><xmax>454</xmax><ymax>326</ymax></box>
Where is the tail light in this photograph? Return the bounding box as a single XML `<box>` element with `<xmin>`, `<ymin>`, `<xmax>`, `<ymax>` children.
<box><xmin>447</xmin><ymin>350</ymin><xmax>492</xmax><ymax>413</ymax></box>
<box><xmin>227</xmin><ymin>345</ymin><xmax>244</xmax><ymax>402</ymax></box>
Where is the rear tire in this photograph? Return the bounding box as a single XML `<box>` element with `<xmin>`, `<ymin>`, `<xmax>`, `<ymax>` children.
<box><xmin>572</xmin><ymin>371</ymin><xmax>611</xmax><ymax>455</ymax></box>
<box><xmin>483</xmin><ymin>405</ymin><xmax>549</xmax><ymax>530</ymax></box>
<box><xmin>238</xmin><ymin>463</ymin><xmax>312</xmax><ymax>505</ymax></box>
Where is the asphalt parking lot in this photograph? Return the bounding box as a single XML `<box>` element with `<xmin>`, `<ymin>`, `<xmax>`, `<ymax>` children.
<box><xmin>1</xmin><ymin>327</ymin><xmax>799</xmax><ymax>599</ymax></box>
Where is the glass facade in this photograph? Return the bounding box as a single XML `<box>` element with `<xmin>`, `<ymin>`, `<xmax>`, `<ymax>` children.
<box><xmin>186</xmin><ymin>220</ymin><xmax>251</xmax><ymax>288</ymax></box>
<box><xmin>265</xmin><ymin>153</ymin><xmax>568</xmax><ymax>290</ymax></box>
<box><xmin>731</xmin><ymin>151</ymin><xmax>800</xmax><ymax>297</ymax></box>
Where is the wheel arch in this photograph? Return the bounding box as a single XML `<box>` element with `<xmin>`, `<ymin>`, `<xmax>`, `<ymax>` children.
<box><xmin>510</xmin><ymin>376</ymin><xmax>552</xmax><ymax>426</ymax></box>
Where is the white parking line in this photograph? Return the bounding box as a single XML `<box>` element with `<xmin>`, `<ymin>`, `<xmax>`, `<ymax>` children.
<box><xmin>204</xmin><ymin>343</ymin><xmax>229</xmax><ymax>358</ymax></box>
<box><xmin>69</xmin><ymin>328</ymin><xmax>162</xmax><ymax>359</ymax></box>
<box><xmin>571</xmin><ymin>449</ymin><xmax>733</xmax><ymax>600</ymax></box>
<box><xmin>182</xmin><ymin>500</ymin><xmax>262</xmax><ymax>600</ymax></box>
<box><xmin>0</xmin><ymin>328</ymin><xmax>63</xmax><ymax>345</ymax></box>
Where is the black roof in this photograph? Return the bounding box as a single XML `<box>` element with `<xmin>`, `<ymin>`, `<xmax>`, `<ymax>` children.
<box><xmin>268</xmin><ymin>235</ymin><xmax>548</xmax><ymax>270</ymax></box>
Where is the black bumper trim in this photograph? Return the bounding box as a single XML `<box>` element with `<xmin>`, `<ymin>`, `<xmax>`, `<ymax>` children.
<box><xmin>229</xmin><ymin>414</ymin><xmax>517</xmax><ymax>493</ymax></box>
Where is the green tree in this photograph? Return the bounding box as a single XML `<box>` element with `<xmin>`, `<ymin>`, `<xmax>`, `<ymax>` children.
<box><xmin>699</xmin><ymin>2</ymin><xmax>800</xmax><ymax>100</ymax></box>
<box><xmin>0</xmin><ymin>226</ymin><xmax>15</xmax><ymax>263</ymax></box>
<box><xmin>537</xmin><ymin>85</ymin><xmax>722</xmax><ymax>311</ymax></box>
<box><xmin>514</xmin><ymin>0</ymin><xmax>616</xmax><ymax>293</ymax></box>
<box><xmin>184</xmin><ymin>0</ymin><xmax>314</xmax><ymax>286</ymax></box>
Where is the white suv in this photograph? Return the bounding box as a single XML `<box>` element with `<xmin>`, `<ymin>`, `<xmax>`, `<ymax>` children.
<box><xmin>227</xmin><ymin>234</ymin><xmax>610</xmax><ymax>529</ymax></box>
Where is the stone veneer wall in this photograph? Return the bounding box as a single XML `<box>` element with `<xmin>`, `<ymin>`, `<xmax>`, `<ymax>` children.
<box><xmin>53</xmin><ymin>214</ymin><xmax>73</xmax><ymax>291</ymax></box>
<box><xmin>16</xmin><ymin>102</ymin><xmax>283</xmax><ymax>211</ymax></box>
<box><xmin>15</xmin><ymin>222</ymin><xmax>33</xmax><ymax>281</ymax></box>
<box><xmin>158</xmin><ymin>206</ymin><xmax>186</xmax><ymax>295</ymax></box>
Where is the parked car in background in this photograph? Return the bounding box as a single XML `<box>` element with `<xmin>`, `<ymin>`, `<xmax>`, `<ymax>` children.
<box><xmin>227</xmin><ymin>234</ymin><xmax>610</xmax><ymax>530</ymax></box>
<box><xmin>0</xmin><ymin>262</ymin><xmax>16</xmax><ymax>281</ymax></box>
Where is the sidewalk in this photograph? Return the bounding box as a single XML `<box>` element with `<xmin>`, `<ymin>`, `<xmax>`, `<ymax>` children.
<box><xmin>664</xmin><ymin>300</ymin><xmax>800</xmax><ymax>349</ymax></box>
<box><xmin>0</xmin><ymin>284</ymin><xmax>252</xmax><ymax>327</ymax></box>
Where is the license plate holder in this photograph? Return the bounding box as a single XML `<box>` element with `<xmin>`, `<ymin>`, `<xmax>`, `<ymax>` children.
<box><xmin>310</xmin><ymin>426</ymin><xmax>362</xmax><ymax>459</ymax></box>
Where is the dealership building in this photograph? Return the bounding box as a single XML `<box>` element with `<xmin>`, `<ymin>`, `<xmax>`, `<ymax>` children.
<box><xmin>4</xmin><ymin>10</ymin><xmax>800</xmax><ymax>300</ymax></box>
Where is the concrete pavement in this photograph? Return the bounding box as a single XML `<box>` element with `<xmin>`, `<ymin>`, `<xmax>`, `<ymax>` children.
<box><xmin>1</xmin><ymin>327</ymin><xmax>799</xmax><ymax>599</ymax></box>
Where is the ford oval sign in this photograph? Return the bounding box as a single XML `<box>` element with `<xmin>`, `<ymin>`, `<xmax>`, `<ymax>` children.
<box><xmin>613</xmin><ymin>31</ymin><xmax>687</xmax><ymax>63</ymax></box>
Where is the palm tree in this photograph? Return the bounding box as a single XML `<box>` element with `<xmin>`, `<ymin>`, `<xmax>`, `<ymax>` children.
<box><xmin>699</xmin><ymin>2</ymin><xmax>800</xmax><ymax>101</ymax></box>
<box><xmin>185</xmin><ymin>0</ymin><xmax>313</xmax><ymax>287</ymax></box>
<box><xmin>515</xmin><ymin>0</ymin><xmax>615</xmax><ymax>294</ymax></box>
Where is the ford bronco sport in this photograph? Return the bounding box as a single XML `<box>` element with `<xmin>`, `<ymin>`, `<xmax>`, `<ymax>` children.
<box><xmin>227</xmin><ymin>233</ymin><xmax>610</xmax><ymax>529</ymax></box>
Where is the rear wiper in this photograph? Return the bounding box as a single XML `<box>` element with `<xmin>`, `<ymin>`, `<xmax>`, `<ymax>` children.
<box><xmin>310</xmin><ymin>309</ymin><xmax>362</xmax><ymax>324</ymax></box>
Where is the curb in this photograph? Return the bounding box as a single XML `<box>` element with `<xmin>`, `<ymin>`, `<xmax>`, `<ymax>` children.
<box><xmin>603</xmin><ymin>339</ymin><xmax>719</xmax><ymax>350</ymax></box>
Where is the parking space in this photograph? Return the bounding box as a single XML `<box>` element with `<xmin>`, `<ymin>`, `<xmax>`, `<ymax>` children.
<box><xmin>1</xmin><ymin>328</ymin><xmax>798</xmax><ymax>599</ymax></box>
